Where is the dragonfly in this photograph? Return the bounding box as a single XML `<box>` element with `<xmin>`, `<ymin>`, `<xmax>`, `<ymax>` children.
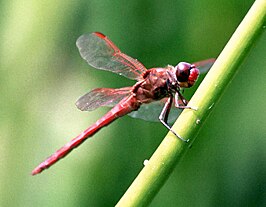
<box><xmin>32</xmin><ymin>32</ymin><xmax>215</xmax><ymax>175</ymax></box>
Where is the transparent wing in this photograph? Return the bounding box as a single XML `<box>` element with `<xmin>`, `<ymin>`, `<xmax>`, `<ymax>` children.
<box><xmin>76</xmin><ymin>32</ymin><xmax>147</xmax><ymax>81</ymax></box>
<box><xmin>76</xmin><ymin>87</ymin><xmax>132</xmax><ymax>111</ymax></box>
<box><xmin>193</xmin><ymin>58</ymin><xmax>216</xmax><ymax>74</ymax></box>
<box><xmin>128</xmin><ymin>98</ymin><xmax>183</xmax><ymax>123</ymax></box>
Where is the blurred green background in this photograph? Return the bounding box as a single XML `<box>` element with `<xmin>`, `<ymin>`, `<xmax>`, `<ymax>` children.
<box><xmin>0</xmin><ymin>0</ymin><xmax>265</xmax><ymax>206</ymax></box>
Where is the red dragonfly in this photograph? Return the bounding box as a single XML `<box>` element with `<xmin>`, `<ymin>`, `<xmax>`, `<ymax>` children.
<box><xmin>32</xmin><ymin>32</ymin><xmax>215</xmax><ymax>175</ymax></box>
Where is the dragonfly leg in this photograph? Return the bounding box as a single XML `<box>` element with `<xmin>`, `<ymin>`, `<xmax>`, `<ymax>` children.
<box><xmin>159</xmin><ymin>96</ymin><xmax>189</xmax><ymax>143</ymax></box>
<box><xmin>175</xmin><ymin>92</ymin><xmax>197</xmax><ymax>111</ymax></box>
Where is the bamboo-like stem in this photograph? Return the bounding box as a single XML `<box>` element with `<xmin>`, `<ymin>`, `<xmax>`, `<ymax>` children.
<box><xmin>116</xmin><ymin>1</ymin><xmax>266</xmax><ymax>206</ymax></box>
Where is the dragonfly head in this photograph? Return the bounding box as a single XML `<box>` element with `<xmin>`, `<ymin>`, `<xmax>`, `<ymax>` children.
<box><xmin>174</xmin><ymin>62</ymin><xmax>200</xmax><ymax>88</ymax></box>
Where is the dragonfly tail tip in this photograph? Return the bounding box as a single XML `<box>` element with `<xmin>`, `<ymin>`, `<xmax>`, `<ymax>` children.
<box><xmin>31</xmin><ymin>166</ymin><xmax>43</xmax><ymax>176</ymax></box>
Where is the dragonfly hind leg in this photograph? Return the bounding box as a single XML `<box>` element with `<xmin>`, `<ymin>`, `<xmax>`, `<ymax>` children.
<box><xmin>159</xmin><ymin>96</ymin><xmax>189</xmax><ymax>143</ymax></box>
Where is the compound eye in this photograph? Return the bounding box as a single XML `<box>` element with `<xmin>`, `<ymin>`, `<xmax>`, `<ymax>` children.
<box><xmin>188</xmin><ymin>67</ymin><xmax>200</xmax><ymax>87</ymax></box>
<box><xmin>175</xmin><ymin>62</ymin><xmax>192</xmax><ymax>82</ymax></box>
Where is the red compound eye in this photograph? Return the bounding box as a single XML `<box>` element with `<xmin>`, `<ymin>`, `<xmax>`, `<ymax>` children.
<box><xmin>175</xmin><ymin>62</ymin><xmax>199</xmax><ymax>87</ymax></box>
<box><xmin>188</xmin><ymin>66</ymin><xmax>199</xmax><ymax>87</ymax></box>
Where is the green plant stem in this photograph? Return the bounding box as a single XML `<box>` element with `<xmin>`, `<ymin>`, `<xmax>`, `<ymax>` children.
<box><xmin>116</xmin><ymin>1</ymin><xmax>266</xmax><ymax>206</ymax></box>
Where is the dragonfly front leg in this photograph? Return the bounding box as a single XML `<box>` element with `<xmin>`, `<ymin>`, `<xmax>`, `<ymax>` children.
<box><xmin>175</xmin><ymin>92</ymin><xmax>197</xmax><ymax>111</ymax></box>
<box><xmin>159</xmin><ymin>96</ymin><xmax>189</xmax><ymax>142</ymax></box>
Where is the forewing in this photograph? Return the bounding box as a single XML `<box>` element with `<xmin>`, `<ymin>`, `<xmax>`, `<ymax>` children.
<box><xmin>76</xmin><ymin>87</ymin><xmax>132</xmax><ymax>111</ymax></box>
<box><xmin>128</xmin><ymin>98</ymin><xmax>183</xmax><ymax>123</ymax></box>
<box><xmin>76</xmin><ymin>32</ymin><xmax>147</xmax><ymax>81</ymax></box>
<box><xmin>193</xmin><ymin>58</ymin><xmax>215</xmax><ymax>74</ymax></box>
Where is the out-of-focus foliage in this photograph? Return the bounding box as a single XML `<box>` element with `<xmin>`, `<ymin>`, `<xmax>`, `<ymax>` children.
<box><xmin>0</xmin><ymin>0</ymin><xmax>265</xmax><ymax>206</ymax></box>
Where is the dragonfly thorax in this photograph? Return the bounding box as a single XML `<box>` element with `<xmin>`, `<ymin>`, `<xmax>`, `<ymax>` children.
<box><xmin>133</xmin><ymin>67</ymin><xmax>178</xmax><ymax>103</ymax></box>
